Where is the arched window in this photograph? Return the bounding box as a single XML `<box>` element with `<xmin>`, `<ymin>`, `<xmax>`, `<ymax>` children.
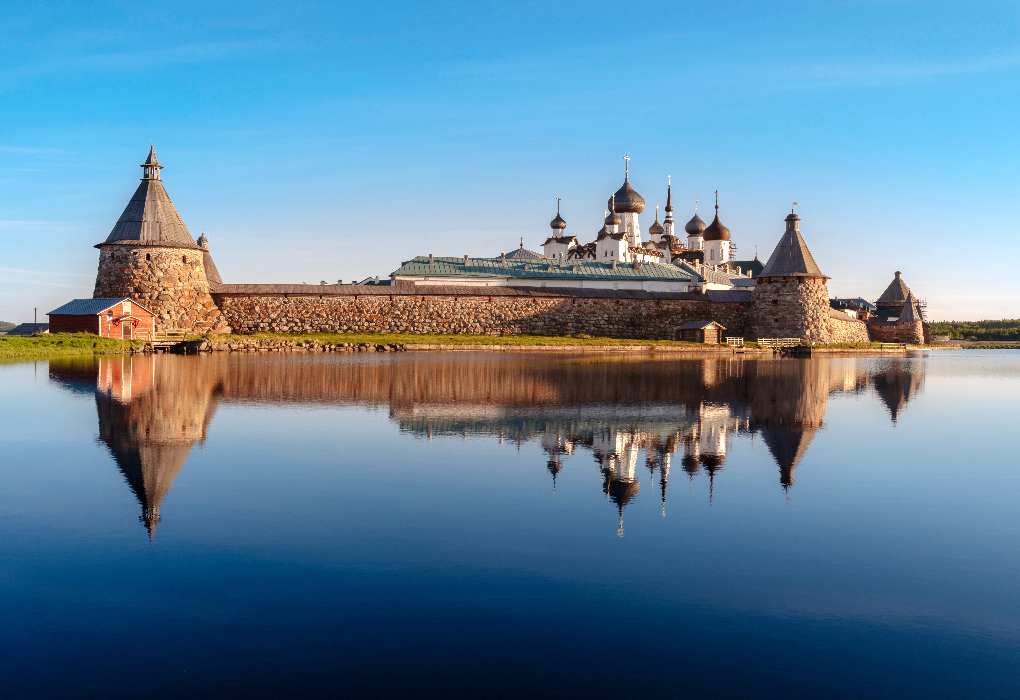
<box><xmin>146</xmin><ymin>253</ymin><xmax>151</xmax><ymax>261</ymax></box>
<box><xmin>182</xmin><ymin>255</ymin><xmax>187</xmax><ymax>264</ymax></box>
<box><xmin>710</xmin><ymin>250</ymin><xmax>715</xmax><ymax>260</ymax></box>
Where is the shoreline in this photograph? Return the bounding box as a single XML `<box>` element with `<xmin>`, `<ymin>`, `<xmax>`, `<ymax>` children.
<box><xmin>1</xmin><ymin>331</ymin><xmax>988</xmax><ymax>361</ymax></box>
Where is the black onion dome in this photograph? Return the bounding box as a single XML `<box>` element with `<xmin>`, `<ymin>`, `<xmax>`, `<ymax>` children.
<box><xmin>607</xmin><ymin>179</ymin><xmax>645</xmax><ymax>214</ymax></box>
<box><xmin>685</xmin><ymin>213</ymin><xmax>706</xmax><ymax>235</ymax></box>
<box><xmin>549</xmin><ymin>213</ymin><xmax>566</xmax><ymax>230</ymax></box>
<box><xmin>605</xmin><ymin>210</ymin><xmax>622</xmax><ymax>226</ymax></box>
<box><xmin>648</xmin><ymin>216</ymin><xmax>664</xmax><ymax>236</ymax></box>
<box><xmin>703</xmin><ymin>213</ymin><xmax>731</xmax><ymax>241</ymax></box>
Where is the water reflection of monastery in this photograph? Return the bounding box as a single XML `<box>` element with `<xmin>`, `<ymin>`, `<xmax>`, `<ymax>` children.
<box><xmin>49</xmin><ymin>354</ymin><xmax>925</xmax><ymax>539</ymax></box>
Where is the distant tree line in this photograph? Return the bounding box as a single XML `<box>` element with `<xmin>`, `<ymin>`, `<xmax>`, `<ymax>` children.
<box><xmin>928</xmin><ymin>319</ymin><xmax>1020</xmax><ymax>341</ymax></box>
<box><xmin>0</xmin><ymin>321</ymin><xmax>15</xmax><ymax>332</ymax></box>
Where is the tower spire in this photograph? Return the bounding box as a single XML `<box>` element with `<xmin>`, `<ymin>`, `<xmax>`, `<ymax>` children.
<box><xmin>624</xmin><ymin>155</ymin><xmax>629</xmax><ymax>181</ymax></box>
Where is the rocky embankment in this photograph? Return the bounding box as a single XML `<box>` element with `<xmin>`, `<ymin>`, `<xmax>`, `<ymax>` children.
<box><xmin>142</xmin><ymin>338</ymin><xmax>409</xmax><ymax>354</ymax></box>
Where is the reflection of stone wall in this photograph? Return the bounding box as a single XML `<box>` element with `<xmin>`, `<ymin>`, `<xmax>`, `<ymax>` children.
<box><xmin>94</xmin><ymin>245</ymin><xmax>227</xmax><ymax>333</ymax></box>
<box><xmin>215</xmin><ymin>293</ymin><xmax>751</xmax><ymax>340</ymax></box>
<box><xmin>212</xmin><ymin>354</ymin><xmax>760</xmax><ymax>409</ymax></box>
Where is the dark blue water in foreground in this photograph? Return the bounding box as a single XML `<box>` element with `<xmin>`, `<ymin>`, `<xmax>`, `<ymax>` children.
<box><xmin>2</xmin><ymin>351</ymin><xmax>1019</xmax><ymax>699</ymax></box>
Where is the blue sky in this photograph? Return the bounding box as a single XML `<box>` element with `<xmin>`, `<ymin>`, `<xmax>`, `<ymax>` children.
<box><xmin>1</xmin><ymin>1</ymin><xmax>1018</xmax><ymax>322</ymax></box>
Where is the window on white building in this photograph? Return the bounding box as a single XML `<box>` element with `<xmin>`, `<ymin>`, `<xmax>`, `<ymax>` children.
<box><xmin>710</xmin><ymin>250</ymin><xmax>714</xmax><ymax>260</ymax></box>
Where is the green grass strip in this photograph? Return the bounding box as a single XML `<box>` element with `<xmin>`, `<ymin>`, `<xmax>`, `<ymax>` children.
<box><xmin>0</xmin><ymin>333</ymin><xmax>139</xmax><ymax>360</ymax></box>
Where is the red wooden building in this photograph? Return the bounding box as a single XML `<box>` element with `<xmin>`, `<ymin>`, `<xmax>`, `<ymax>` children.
<box><xmin>47</xmin><ymin>298</ymin><xmax>155</xmax><ymax>340</ymax></box>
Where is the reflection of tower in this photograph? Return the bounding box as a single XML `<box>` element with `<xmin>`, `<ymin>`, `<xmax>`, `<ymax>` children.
<box><xmin>90</xmin><ymin>356</ymin><xmax>221</xmax><ymax>540</ymax></box>
<box><xmin>698</xmin><ymin>404</ymin><xmax>731</xmax><ymax>503</ymax></box>
<box><xmin>541</xmin><ymin>431</ymin><xmax>574</xmax><ymax>491</ymax></box>
<box><xmin>748</xmin><ymin>359</ymin><xmax>829</xmax><ymax>492</ymax></box>
<box><xmin>593</xmin><ymin>428</ymin><xmax>642</xmax><ymax>537</ymax></box>
<box><xmin>872</xmin><ymin>360</ymin><xmax>926</xmax><ymax>423</ymax></box>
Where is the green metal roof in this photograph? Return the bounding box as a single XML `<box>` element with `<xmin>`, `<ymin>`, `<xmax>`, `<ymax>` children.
<box><xmin>392</xmin><ymin>256</ymin><xmax>696</xmax><ymax>282</ymax></box>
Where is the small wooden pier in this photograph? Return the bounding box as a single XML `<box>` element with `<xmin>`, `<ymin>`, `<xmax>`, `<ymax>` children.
<box><xmin>136</xmin><ymin>331</ymin><xmax>187</xmax><ymax>350</ymax></box>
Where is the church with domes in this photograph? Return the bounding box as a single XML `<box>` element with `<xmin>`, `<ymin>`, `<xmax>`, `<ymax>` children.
<box><xmin>540</xmin><ymin>158</ymin><xmax>761</xmax><ymax>290</ymax></box>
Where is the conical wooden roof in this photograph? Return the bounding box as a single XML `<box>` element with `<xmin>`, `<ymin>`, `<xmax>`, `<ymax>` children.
<box><xmin>877</xmin><ymin>271</ymin><xmax>911</xmax><ymax>304</ymax></box>
<box><xmin>898</xmin><ymin>291</ymin><xmax>922</xmax><ymax>323</ymax></box>
<box><xmin>100</xmin><ymin>148</ymin><xmax>199</xmax><ymax>249</ymax></box>
<box><xmin>758</xmin><ymin>213</ymin><xmax>825</xmax><ymax>278</ymax></box>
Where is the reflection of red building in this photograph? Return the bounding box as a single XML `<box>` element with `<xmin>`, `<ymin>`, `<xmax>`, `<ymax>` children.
<box><xmin>97</xmin><ymin>356</ymin><xmax>156</xmax><ymax>403</ymax></box>
<box><xmin>48</xmin><ymin>297</ymin><xmax>155</xmax><ymax>339</ymax></box>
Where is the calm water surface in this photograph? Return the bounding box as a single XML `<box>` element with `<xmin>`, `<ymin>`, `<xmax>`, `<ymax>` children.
<box><xmin>2</xmin><ymin>351</ymin><xmax>1019</xmax><ymax>699</ymax></box>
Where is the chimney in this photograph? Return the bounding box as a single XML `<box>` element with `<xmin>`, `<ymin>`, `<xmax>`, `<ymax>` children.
<box><xmin>464</xmin><ymin>254</ymin><xmax>469</xmax><ymax>263</ymax></box>
<box><xmin>611</xmin><ymin>260</ymin><xmax>617</xmax><ymax>270</ymax></box>
<box><xmin>428</xmin><ymin>253</ymin><xmax>434</xmax><ymax>264</ymax></box>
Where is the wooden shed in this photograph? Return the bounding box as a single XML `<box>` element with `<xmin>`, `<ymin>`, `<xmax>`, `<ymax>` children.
<box><xmin>676</xmin><ymin>320</ymin><xmax>727</xmax><ymax>344</ymax></box>
<box><xmin>48</xmin><ymin>298</ymin><xmax>155</xmax><ymax>340</ymax></box>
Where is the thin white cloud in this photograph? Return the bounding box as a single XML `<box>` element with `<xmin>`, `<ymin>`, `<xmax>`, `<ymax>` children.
<box><xmin>0</xmin><ymin>267</ymin><xmax>93</xmax><ymax>278</ymax></box>
<box><xmin>0</xmin><ymin>36</ymin><xmax>292</xmax><ymax>84</ymax></box>
<box><xmin>0</xmin><ymin>277</ymin><xmax>92</xmax><ymax>289</ymax></box>
<box><xmin>787</xmin><ymin>50</ymin><xmax>1020</xmax><ymax>86</ymax></box>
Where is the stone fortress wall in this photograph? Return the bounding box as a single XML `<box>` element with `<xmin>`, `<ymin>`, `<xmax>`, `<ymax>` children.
<box><xmin>867</xmin><ymin>320</ymin><xmax>925</xmax><ymax>345</ymax></box>
<box><xmin>213</xmin><ymin>287</ymin><xmax>753</xmax><ymax>340</ymax></box>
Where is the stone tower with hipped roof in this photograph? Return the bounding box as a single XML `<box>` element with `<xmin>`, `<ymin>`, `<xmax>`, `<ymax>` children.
<box><xmin>93</xmin><ymin>147</ymin><xmax>228</xmax><ymax>334</ymax></box>
<box><xmin>876</xmin><ymin>271</ymin><xmax>912</xmax><ymax>315</ymax></box>
<box><xmin>751</xmin><ymin>210</ymin><xmax>835</xmax><ymax>342</ymax></box>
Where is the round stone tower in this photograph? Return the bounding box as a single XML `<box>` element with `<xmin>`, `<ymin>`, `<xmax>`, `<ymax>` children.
<box><xmin>93</xmin><ymin>148</ymin><xmax>228</xmax><ymax>334</ymax></box>
<box><xmin>750</xmin><ymin>211</ymin><xmax>831</xmax><ymax>342</ymax></box>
